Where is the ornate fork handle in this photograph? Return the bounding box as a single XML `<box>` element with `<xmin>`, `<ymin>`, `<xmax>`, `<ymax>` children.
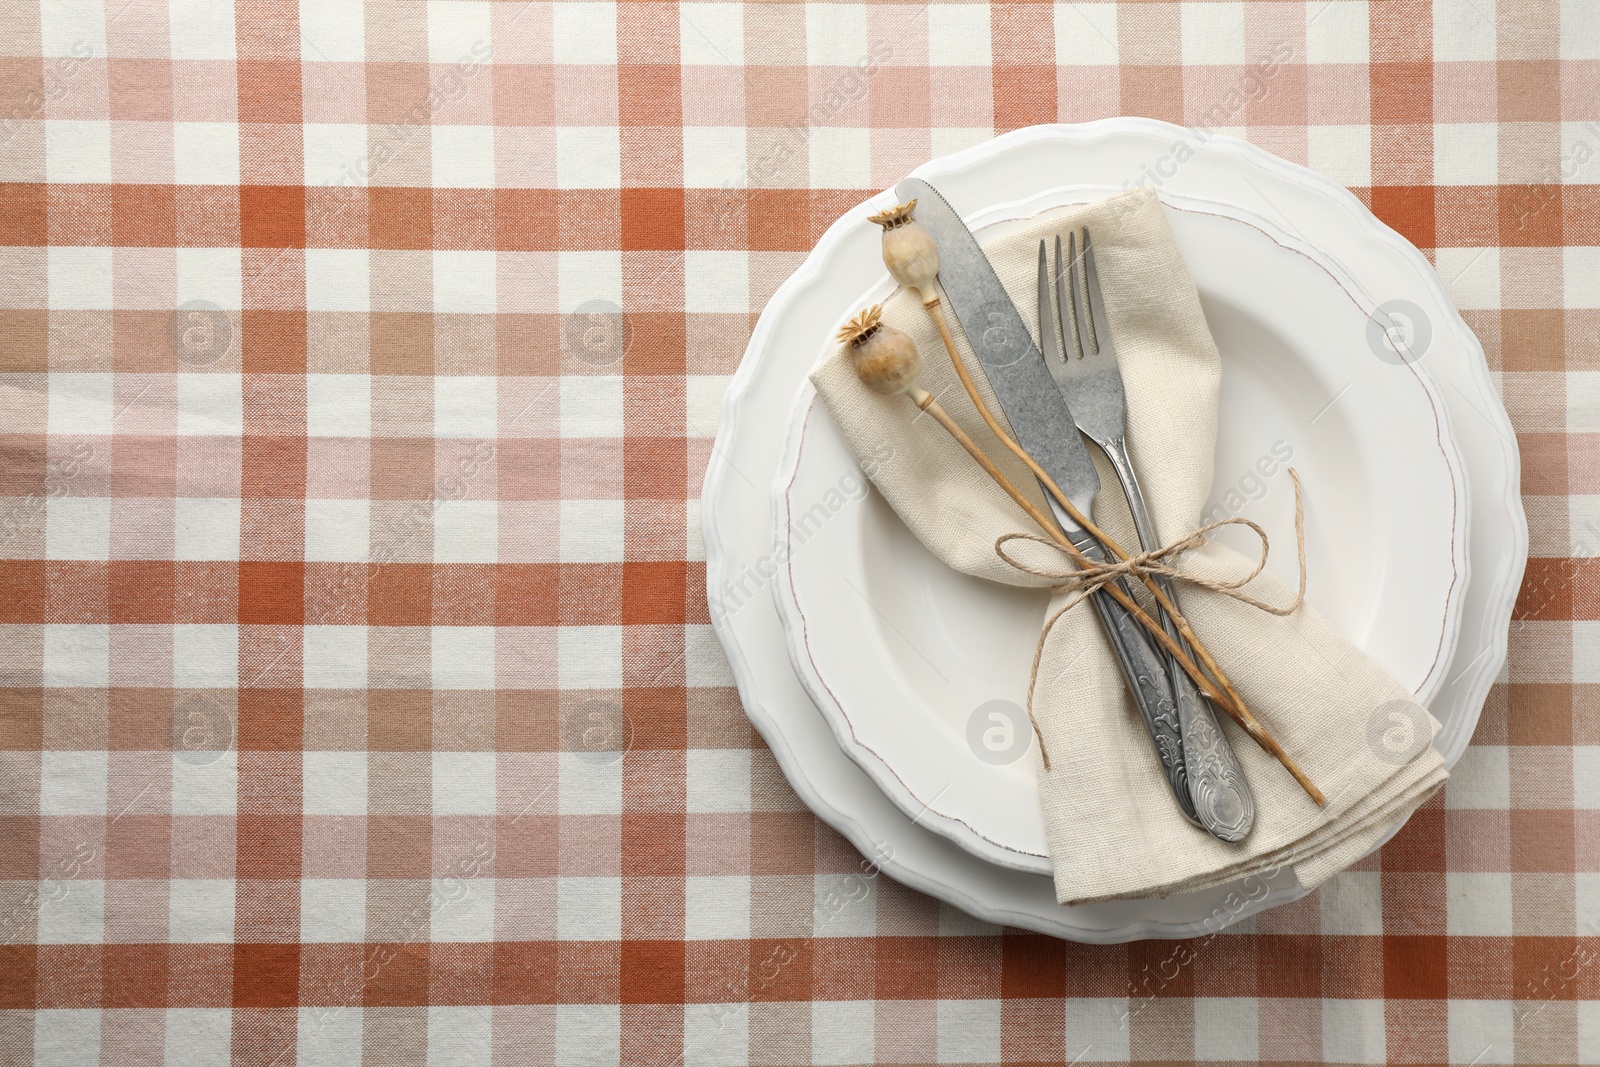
<box><xmin>1059</xmin><ymin>519</ymin><xmax>1198</xmax><ymax>824</ymax></box>
<box><xmin>1101</xmin><ymin>438</ymin><xmax>1254</xmax><ymax>841</ymax></box>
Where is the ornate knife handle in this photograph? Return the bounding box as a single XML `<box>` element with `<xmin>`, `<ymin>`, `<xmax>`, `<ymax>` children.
<box><xmin>1069</xmin><ymin>532</ymin><xmax>1198</xmax><ymax>825</ymax></box>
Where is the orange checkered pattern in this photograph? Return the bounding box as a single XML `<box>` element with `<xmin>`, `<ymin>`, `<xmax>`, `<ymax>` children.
<box><xmin>0</xmin><ymin>0</ymin><xmax>1594</xmax><ymax>1063</ymax></box>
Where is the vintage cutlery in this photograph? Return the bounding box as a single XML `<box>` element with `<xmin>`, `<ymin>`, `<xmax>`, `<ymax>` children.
<box><xmin>895</xmin><ymin>177</ymin><xmax>1200</xmax><ymax>826</ymax></box>
<box><xmin>1039</xmin><ymin>230</ymin><xmax>1254</xmax><ymax>841</ymax></box>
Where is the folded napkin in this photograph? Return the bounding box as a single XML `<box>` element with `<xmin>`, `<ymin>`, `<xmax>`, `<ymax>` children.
<box><xmin>811</xmin><ymin>189</ymin><xmax>1448</xmax><ymax>906</ymax></box>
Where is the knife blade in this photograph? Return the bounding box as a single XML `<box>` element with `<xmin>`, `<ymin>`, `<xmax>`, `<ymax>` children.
<box><xmin>896</xmin><ymin>176</ymin><xmax>1199</xmax><ymax>825</ymax></box>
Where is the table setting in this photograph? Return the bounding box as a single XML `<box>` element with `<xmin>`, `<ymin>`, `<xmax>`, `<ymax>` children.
<box><xmin>3</xmin><ymin>0</ymin><xmax>1593</xmax><ymax>1062</ymax></box>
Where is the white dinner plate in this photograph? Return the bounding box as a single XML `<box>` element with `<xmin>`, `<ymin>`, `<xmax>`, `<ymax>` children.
<box><xmin>702</xmin><ymin>120</ymin><xmax>1527</xmax><ymax>941</ymax></box>
<box><xmin>773</xmin><ymin>187</ymin><xmax>1468</xmax><ymax>873</ymax></box>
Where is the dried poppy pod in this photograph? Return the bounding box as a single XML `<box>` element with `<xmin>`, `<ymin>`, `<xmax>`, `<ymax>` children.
<box><xmin>837</xmin><ymin>305</ymin><xmax>922</xmax><ymax>397</ymax></box>
<box><xmin>868</xmin><ymin>199</ymin><xmax>940</xmax><ymax>298</ymax></box>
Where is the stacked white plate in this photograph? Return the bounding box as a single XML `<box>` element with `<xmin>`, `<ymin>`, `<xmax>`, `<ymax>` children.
<box><xmin>702</xmin><ymin>120</ymin><xmax>1527</xmax><ymax>942</ymax></box>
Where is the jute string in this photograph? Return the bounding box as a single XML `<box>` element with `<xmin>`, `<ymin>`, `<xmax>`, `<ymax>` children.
<box><xmin>998</xmin><ymin>470</ymin><xmax>1309</xmax><ymax>769</ymax></box>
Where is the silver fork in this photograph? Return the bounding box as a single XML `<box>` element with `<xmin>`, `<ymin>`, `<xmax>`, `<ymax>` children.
<box><xmin>1039</xmin><ymin>230</ymin><xmax>1254</xmax><ymax>842</ymax></box>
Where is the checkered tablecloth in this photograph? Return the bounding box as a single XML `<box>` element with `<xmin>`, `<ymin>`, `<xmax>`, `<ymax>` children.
<box><xmin>0</xmin><ymin>0</ymin><xmax>1594</xmax><ymax>1064</ymax></box>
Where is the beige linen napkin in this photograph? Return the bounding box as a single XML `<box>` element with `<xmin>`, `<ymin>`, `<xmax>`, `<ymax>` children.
<box><xmin>811</xmin><ymin>189</ymin><xmax>1448</xmax><ymax>906</ymax></box>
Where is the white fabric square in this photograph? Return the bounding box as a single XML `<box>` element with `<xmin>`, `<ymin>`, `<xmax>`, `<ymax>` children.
<box><xmin>1306</xmin><ymin>0</ymin><xmax>1370</xmax><ymax>63</ymax></box>
<box><xmin>168</xmin><ymin>881</ymin><xmax>237</xmax><ymax>942</ymax></box>
<box><xmin>45</xmin><ymin>121</ymin><xmax>111</xmax><ymax>184</ymax></box>
<box><xmin>683</xmin><ymin>127</ymin><xmax>747</xmax><ymax>188</ymax></box>
<box><xmin>1435</xmin><ymin>0</ymin><xmax>1497</xmax><ymax>61</ymax></box>
<box><xmin>47</xmin><ymin>247</ymin><xmax>112</xmax><ymax>308</ymax></box>
<box><xmin>685</xmin><ymin>876</ymin><xmax>749</xmax><ymax>940</ymax></box>
<box><xmin>40</xmin><ymin>2</ymin><xmax>105</xmax><ymax>58</ymax></box>
<box><xmin>812</xmin><ymin>1000</ymin><xmax>874</xmax><ymax>1065</ymax></box>
<box><xmin>558</xmin><ymin>251</ymin><xmax>622</xmax><ymax>313</ymax></box>
<box><xmin>1182</xmin><ymin>2</ymin><xmax>1246</xmax><ymax>65</ymax></box>
<box><xmin>302</xmin><ymin>625</ymin><xmax>367</xmax><ymax>688</ymax></box>
<box><xmin>46</xmin><ymin>371</ymin><xmax>112</xmax><ymax>436</ymax></box>
<box><xmin>431</xmin><ymin>879</ymin><xmax>495</xmax><ymax>943</ymax></box>
<box><xmin>163</xmin><ymin>1010</ymin><xmax>232</xmax><ymax>1067</ymax></box>
<box><xmin>36</xmin><ymin>878</ymin><xmax>104</xmax><ymax>943</ymax></box>
<box><xmin>41</xmin><ymin>750</ymin><xmax>107</xmax><ymax>814</ymax></box>
<box><xmin>433</xmin><ymin>627</ymin><xmax>496</xmax><ymax>689</ymax></box>
<box><xmin>305</xmin><ymin>251</ymin><xmax>371</xmax><ymax>314</ymax></box>
<box><xmin>305</xmin><ymin>500</ymin><xmax>370</xmax><ymax>563</ymax></box>
<box><xmin>435</xmin><ymin>376</ymin><xmax>497</xmax><ymax>438</ymax></box>
<box><xmin>303</xmin><ymin>123</ymin><xmax>363</xmax><ymax>186</ymax></box>
<box><xmin>557</xmin><ymin>876</ymin><xmax>620</xmax><ymax>939</ymax></box>
<box><xmin>807</xmin><ymin>127</ymin><xmax>871</xmax><ymax>189</ymax></box>
<box><xmin>558</xmin><ymin>624</ymin><xmax>621</xmax><ymax>689</ymax></box>
<box><xmin>559</xmin><ymin>499</ymin><xmax>624</xmax><ymax>563</ymax></box>
<box><xmin>554</xmin><ymin>1004</ymin><xmax>619</xmax><ymax>1067</ymax></box>
<box><xmin>434</xmin><ymin>752</ymin><xmax>497</xmax><ymax>815</ymax></box>
<box><xmin>1305</xmin><ymin>124</ymin><xmax>1372</xmax><ymax>188</ymax></box>
<box><xmin>300</xmin><ymin>0</ymin><xmax>364</xmax><ymax>61</ymax></box>
<box><xmin>812</xmin><ymin>872</ymin><xmax>876</xmax><ymax>937</ymax></box>
<box><xmin>927</xmin><ymin>6</ymin><xmax>990</xmax><ymax>65</ymax></box>
<box><xmin>555</xmin><ymin>126</ymin><xmax>621</xmax><ymax>189</ymax></box>
<box><xmin>683</xmin><ymin>1002</ymin><xmax>747</xmax><ymax>1067</ymax></box>
<box><xmin>173</xmin><ymin>123</ymin><xmax>241</xmax><ymax>186</ymax></box>
<box><xmin>425</xmin><ymin>1006</ymin><xmax>492</xmax><ymax>1066</ymax></box>
<box><xmin>1194</xmin><ymin>997</ymin><xmax>1258</xmax><ymax>1060</ymax></box>
<box><xmin>303</xmin><ymin>752</ymin><xmax>367</xmax><ymax>815</ymax></box>
<box><xmin>558</xmin><ymin>752</ymin><xmax>622</xmax><ymax>815</ymax></box>
<box><xmin>936</xmin><ymin>999</ymin><xmax>1001</xmax><ymax>1063</ymax></box>
<box><xmin>33</xmin><ymin>1010</ymin><xmax>100</xmax><ymax>1067</ymax></box>
<box><xmin>805</xmin><ymin>4</ymin><xmax>867</xmax><ymax>66</ymax></box>
<box><xmin>1449</xmin><ymin>999</ymin><xmax>1514</xmax><ymax>1065</ymax></box>
<box><xmin>1445</xmin><ymin>744</ymin><xmax>1509</xmax><ymax>808</ymax></box>
<box><xmin>1064</xmin><ymin>998</ymin><xmax>1130</xmax><ymax>1061</ymax></box>
<box><xmin>680</xmin><ymin>4</ymin><xmax>743</xmax><ymax>65</ymax></box>
<box><xmin>685</xmin><ymin>375</ymin><xmax>727</xmax><ymax>439</ymax></box>
<box><xmin>168</xmin><ymin>0</ymin><xmax>237</xmax><ymax>60</ymax></box>
<box><xmin>172</xmin><ymin>624</ymin><xmax>238</xmax><ymax>688</ymax></box>
<box><xmin>1435</xmin><ymin>123</ymin><xmax>1499</xmax><ymax>185</ymax></box>
<box><xmin>176</xmin><ymin>247</ymin><xmax>243</xmax><ymax>312</ymax></box>
<box><xmin>559</xmin><ymin>376</ymin><xmax>623</xmax><ymax>439</ymax></box>
<box><xmin>1446</xmin><ymin>872</ymin><xmax>1513</xmax><ymax>935</ymax></box>
<box><xmin>427</xmin><ymin>1</ymin><xmax>492</xmax><ymax>63</ymax></box>
<box><xmin>931</xmin><ymin>127</ymin><xmax>993</xmax><ymax>161</ymax></box>
<box><xmin>300</xmin><ymin>879</ymin><xmax>367</xmax><ymax>942</ymax></box>
<box><xmin>1567</xmin><ymin>247</ymin><xmax>1600</xmax><ymax>309</ymax></box>
<box><xmin>46</xmin><ymin>496</ymin><xmax>110</xmax><ymax>561</ymax></box>
<box><xmin>1436</xmin><ymin>246</ymin><xmax>1499</xmax><ymax>310</ymax></box>
<box><xmin>296</xmin><ymin>1005</ymin><xmax>363</xmax><ymax>1067</ymax></box>
<box><xmin>175</xmin><ymin>499</ymin><xmax>241</xmax><ymax>561</ymax></box>
<box><xmin>176</xmin><ymin>373</ymin><xmax>243</xmax><ymax>437</ymax></box>
<box><xmin>552</xmin><ymin>3</ymin><xmax>617</xmax><ymax>63</ymax></box>
<box><xmin>432</xmin><ymin>126</ymin><xmax>497</xmax><ymax>188</ymax></box>
<box><xmin>684</xmin><ymin>251</ymin><xmax>750</xmax><ymax>314</ymax></box>
<box><xmin>686</xmin><ymin>749</ymin><xmax>750</xmax><ymax>813</ymax></box>
<box><xmin>1322</xmin><ymin>998</ymin><xmax>1386</xmax><ymax>1064</ymax></box>
<box><xmin>434</xmin><ymin>251</ymin><xmax>497</xmax><ymax>314</ymax></box>
<box><xmin>685</xmin><ymin>623</ymin><xmax>735</xmax><ymax>687</ymax></box>
<box><xmin>1577</xmin><ymin>746</ymin><xmax>1600</xmax><ymax>807</ymax></box>
<box><xmin>1576</xmin><ymin>621</ymin><xmax>1600</xmax><ymax>682</ymax></box>
<box><xmin>307</xmin><ymin>374</ymin><xmax>371</xmax><ymax>437</ymax></box>
<box><xmin>171</xmin><ymin>751</ymin><xmax>236</xmax><ymax>815</ymax></box>
<box><xmin>43</xmin><ymin>624</ymin><xmax>109</xmax><ymax>687</ymax></box>
<box><xmin>1565</xmin><ymin>0</ymin><xmax>1600</xmax><ymax>59</ymax></box>
<box><xmin>435</xmin><ymin>500</ymin><xmax>498</xmax><ymax>564</ymax></box>
<box><xmin>1054</xmin><ymin>3</ymin><xmax>1119</xmax><ymax>64</ymax></box>
<box><xmin>1317</xmin><ymin>870</ymin><xmax>1385</xmax><ymax>934</ymax></box>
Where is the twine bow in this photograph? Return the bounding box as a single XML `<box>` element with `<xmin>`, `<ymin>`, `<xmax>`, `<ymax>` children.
<box><xmin>1001</xmin><ymin>470</ymin><xmax>1309</xmax><ymax>769</ymax></box>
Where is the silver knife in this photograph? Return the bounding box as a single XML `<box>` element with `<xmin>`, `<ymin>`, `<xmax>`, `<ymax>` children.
<box><xmin>896</xmin><ymin>177</ymin><xmax>1198</xmax><ymax>825</ymax></box>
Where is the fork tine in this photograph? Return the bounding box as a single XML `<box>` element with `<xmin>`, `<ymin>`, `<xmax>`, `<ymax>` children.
<box><xmin>1082</xmin><ymin>227</ymin><xmax>1106</xmax><ymax>357</ymax></box>
<box><xmin>1055</xmin><ymin>234</ymin><xmax>1080</xmax><ymax>361</ymax></box>
<box><xmin>1036</xmin><ymin>239</ymin><xmax>1063</xmax><ymax>364</ymax></box>
<box><xmin>1067</xmin><ymin>229</ymin><xmax>1094</xmax><ymax>360</ymax></box>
